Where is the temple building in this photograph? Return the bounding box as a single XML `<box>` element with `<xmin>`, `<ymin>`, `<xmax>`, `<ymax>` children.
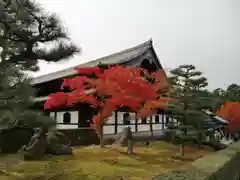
<box><xmin>31</xmin><ymin>39</ymin><xmax>172</xmax><ymax>135</ymax></box>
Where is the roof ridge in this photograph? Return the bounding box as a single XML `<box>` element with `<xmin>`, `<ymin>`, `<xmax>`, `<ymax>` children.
<box><xmin>83</xmin><ymin>39</ymin><xmax>152</xmax><ymax>66</ymax></box>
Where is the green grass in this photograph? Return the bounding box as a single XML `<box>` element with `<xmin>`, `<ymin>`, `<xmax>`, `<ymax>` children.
<box><xmin>0</xmin><ymin>141</ymin><xmax>213</xmax><ymax>180</ymax></box>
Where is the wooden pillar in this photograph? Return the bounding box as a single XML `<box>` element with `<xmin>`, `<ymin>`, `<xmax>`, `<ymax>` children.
<box><xmin>78</xmin><ymin>111</ymin><xmax>81</xmax><ymax>128</ymax></box>
<box><xmin>162</xmin><ymin>113</ymin><xmax>165</xmax><ymax>130</ymax></box>
<box><xmin>135</xmin><ymin>113</ymin><xmax>138</xmax><ymax>132</ymax></box>
<box><xmin>44</xmin><ymin>110</ymin><xmax>50</xmax><ymax>116</ymax></box>
<box><xmin>54</xmin><ymin>111</ymin><xmax>57</xmax><ymax>121</ymax></box>
<box><xmin>114</xmin><ymin>111</ymin><xmax>118</xmax><ymax>134</ymax></box>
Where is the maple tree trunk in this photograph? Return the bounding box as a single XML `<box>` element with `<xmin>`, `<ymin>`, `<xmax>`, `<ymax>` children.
<box><xmin>149</xmin><ymin>116</ymin><xmax>153</xmax><ymax>142</ymax></box>
<box><xmin>99</xmin><ymin>125</ymin><xmax>104</xmax><ymax>148</ymax></box>
<box><xmin>100</xmin><ymin>136</ymin><xmax>104</xmax><ymax>148</ymax></box>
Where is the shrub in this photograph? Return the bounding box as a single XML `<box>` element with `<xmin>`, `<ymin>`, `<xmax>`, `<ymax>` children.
<box><xmin>0</xmin><ymin>126</ymin><xmax>33</xmax><ymax>153</ymax></box>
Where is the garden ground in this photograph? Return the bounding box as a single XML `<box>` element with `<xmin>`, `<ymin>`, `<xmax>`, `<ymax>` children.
<box><xmin>0</xmin><ymin>141</ymin><xmax>214</xmax><ymax>180</ymax></box>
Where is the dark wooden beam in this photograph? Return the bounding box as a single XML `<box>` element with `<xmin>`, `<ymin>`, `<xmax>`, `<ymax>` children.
<box><xmin>135</xmin><ymin>113</ymin><xmax>138</xmax><ymax>132</ymax></box>
<box><xmin>114</xmin><ymin>112</ymin><xmax>118</xmax><ymax>134</ymax></box>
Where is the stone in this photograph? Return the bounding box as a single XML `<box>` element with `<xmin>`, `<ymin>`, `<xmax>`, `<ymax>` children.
<box><xmin>113</xmin><ymin>127</ymin><xmax>134</xmax><ymax>154</ymax></box>
<box><xmin>127</xmin><ymin>140</ymin><xmax>134</xmax><ymax>155</ymax></box>
<box><xmin>114</xmin><ymin>127</ymin><xmax>132</xmax><ymax>147</ymax></box>
<box><xmin>46</xmin><ymin>144</ymin><xmax>73</xmax><ymax>155</ymax></box>
<box><xmin>22</xmin><ymin>127</ymin><xmax>48</xmax><ymax>160</ymax></box>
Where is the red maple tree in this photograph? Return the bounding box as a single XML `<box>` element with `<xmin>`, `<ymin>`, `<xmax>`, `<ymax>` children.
<box><xmin>44</xmin><ymin>65</ymin><xmax>170</xmax><ymax>147</ymax></box>
<box><xmin>216</xmin><ymin>101</ymin><xmax>240</xmax><ymax>133</ymax></box>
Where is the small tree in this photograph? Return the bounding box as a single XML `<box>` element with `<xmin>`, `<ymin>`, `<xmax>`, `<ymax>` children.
<box><xmin>44</xmin><ymin>65</ymin><xmax>170</xmax><ymax>148</ymax></box>
<box><xmin>210</xmin><ymin>84</ymin><xmax>240</xmax><ymax>112</ymax></box>
<box><xmin>168</xmin><ymin>64</ymin><xmax>209</xmax><ymax>156</ymax></box>
<box><xmin>225</xmin><ymin>84</ymin><xmax>240</xmax><ymax>102</ymax></box>
<box><xmin>216</xmin><ymin>101</ymin><xmax>240</xmax><ymax>139</ymax></box>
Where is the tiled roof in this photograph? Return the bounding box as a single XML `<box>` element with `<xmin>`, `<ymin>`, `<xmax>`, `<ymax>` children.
<box><xmin>32</xmin><ymin>39</ymin><xmax>153</xmax><ymax>85</ymax></box>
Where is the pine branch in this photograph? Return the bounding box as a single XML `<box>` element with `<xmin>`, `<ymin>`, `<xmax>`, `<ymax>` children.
<box><xmin>0</xmin><ymin>0</ymin><xmax>80</xmax><ymax>71</ymax></box>
<box><xmin>36</xmin><ymin>42</ymin><xmax>79</xmax><ymax>62</ymax></box>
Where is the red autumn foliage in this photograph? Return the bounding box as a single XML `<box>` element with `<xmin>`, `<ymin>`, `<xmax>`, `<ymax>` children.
<box><xmin>75</xmin><ymin>66</ymin><xmax>102</xmax><ymax>76</ymax></box>
<box><xmin>44</xmin><ymin>92</ymin><xmax>69</xmax><ymax>109</ymax></box>
<box><xmin>44</xmin><ymin>65</ymin><xmax>170</xmax><ymax>136</ymax></box>
<box><xmin>216</xmin><ymin>101</ymin><xmax>240</xmax><ymax>133</ymax></box>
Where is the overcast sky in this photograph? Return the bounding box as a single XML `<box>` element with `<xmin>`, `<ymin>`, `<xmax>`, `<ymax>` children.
<box><xmin>33</xmin><ymin>0</ymin><xmax>240</xmax><ymax>90</ymax></box>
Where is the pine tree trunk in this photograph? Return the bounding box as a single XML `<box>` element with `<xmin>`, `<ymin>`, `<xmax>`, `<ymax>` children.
<box><xmin>180</xmin><ymin>143</ymin><xmax>184</xmax><ymax>156</ymax></box>
<box><xmin>197</xmin><ymin>132</ymin><xmax>201</xmax><ymax>148</ymax></box>
<box><xmin>171</xmin><ymin>130</ymin><xmax>175</xmax><ymax>142</ymax></box>
<box><xmin>1</xmin><ymin>29</ymin><xmax>9</xmax><ymax>62</ymax></box>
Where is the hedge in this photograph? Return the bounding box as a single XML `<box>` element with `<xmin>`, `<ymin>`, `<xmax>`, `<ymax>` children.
<box><xmin>0</xmin><ymin>127</ymin><xmax>33</xmax><ymax>153</ymax></box>
<box><xmin>153</xmin><ymin>141</ymin><xmax>240</xmax><ymax>180</ymax></box>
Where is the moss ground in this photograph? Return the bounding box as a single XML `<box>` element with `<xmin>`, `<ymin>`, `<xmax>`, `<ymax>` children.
<box><xmin>0</xmin><ymin>141</ymin><xmax>213</xmax><ymax>180</ymax></box>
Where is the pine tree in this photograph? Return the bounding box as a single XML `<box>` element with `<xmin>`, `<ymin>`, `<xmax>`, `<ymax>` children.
<box><xmin>168</xmin><ymin>65</ymin><xmax>210</xmax><ymax>156</ymax></box>
<box><xmin>0</xmin><ymin>63</ymin><xmax>56</xmax><ymax>129</ymax></box>
<box><xmin>0</xmin><ymin>0</ymin><xmax>77</xmax><ymax>150</ymax></box>
<box><xmin>0</xmin><ymin>0</ymin><xmax>78</xmax><ymax>126</ymax></box>
<box><xmin>0</xmin><ymin>0</ymin><xmax>75</xmax><ymax>128</ymax></box>
<box><xmin>0</xmin><ymin>0</ymin><xmax>79</xmax><ymax>71</ymax></box>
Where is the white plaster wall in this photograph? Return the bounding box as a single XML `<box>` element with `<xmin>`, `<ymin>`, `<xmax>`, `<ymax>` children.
<box><xmin>50</xmin><ymin>112</ymin><xmax>55</xmax><ymax>119</ymax></box>
<box><xmin>159</xmin><ymin>114</ymin><xmax>168</xmax><ymax>129</ymax></box>
<box><xmin>103</xmin><ymin>125</ymin><xmax>115</xmax><ymax>134</ymax></box>
<box><xmin>152</xmin><ymin>124</ymin><xmax>163</xmax><ymax>130</ymax></box>
<box><xmin>152</xmin><ymin>114</ymin><xmax>165</xmax><ymax>130</ymax></box>
<box><xmin>52</xmin><ymin>110</ymin><xmax>171</xmax><ymax>133</ymax></box>
<box><xmin>106</xmin><ymin>112</ymin><xmax>115</xmax><ymax>124</ymax></box>
<box><xmin>57</xmin><ymin>124</ymin><xmax>78</xmax><ymax>129</ymax></box>
<box><xmin>104</xmin><ymin>112</ymin><xmax>136</xmax><ymax>134</ymax></box>
<box><xmin>104</xmin><ymin>112</ymin><xmax>115</xmax><ymax>134</ymax></box>
<box><xmin>138</xmin><ymin>124</ymin><xmax>150</xmax><ymax>131</ymax></box>
<box><xmin>117</xmin><ymin>125</ymin><xmax>135</xmax><ymax>133</ymax></box>
<box><xmin>122</xmin><ymin>112</ymin><xmax>135</xmax><ymax>124</ymax></box>
<box><xmin>103</xmin><ymin>113</ymin><xmax>168</xmax><ymax>134</ymax></box>
<box><xmin>116</xmin><ymin>112</ymin><xmax>135</xmax><ymax>133</ymax></box>
<box><xmin>136</xmin><ymin>114</ymin><xmax>168</xmax><ymax>131</ymax></box>
<box><xmin>105</xmin><ymin>112</ymin><xmax>136</xmax><ymax>124</ymax></box>
<box><xmin>55</xmin><ymin>111</ymin><xmax>79</xmax><ymax>129</ymax></box>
